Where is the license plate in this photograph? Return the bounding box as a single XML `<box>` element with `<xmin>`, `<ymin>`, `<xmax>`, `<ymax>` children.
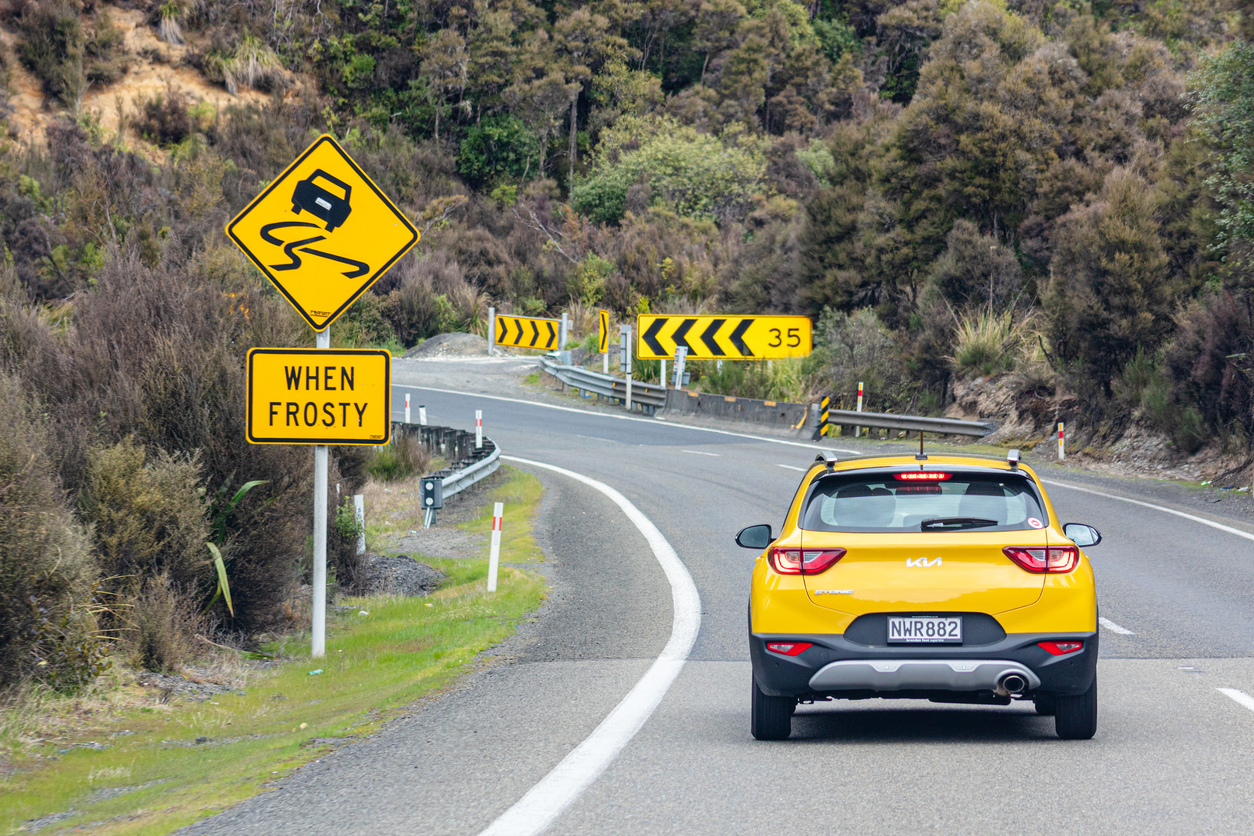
<box><xmin>888</xmin><ymin>616</ymin><xmax>962</xmax><ymax>644</ymax></box>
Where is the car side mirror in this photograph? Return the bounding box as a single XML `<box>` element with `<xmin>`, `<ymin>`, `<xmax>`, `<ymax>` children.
<box><xmin>1064</xmin><ymin>523</ymin><xmax>1102</xmax><ymax>548</ymax></box>
<box><xmin>735</xmin><ymin>524</ymin><xmax>773</xmax><ymax>550</ymax></box>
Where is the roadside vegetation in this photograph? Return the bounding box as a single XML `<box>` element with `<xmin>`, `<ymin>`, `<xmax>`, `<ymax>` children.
<box><xmin>0</xmin><ymin>466</ymin><xmax>546</xmax><ymax>835</ymax></box>
<box><xmin>2</xmin><ymin>0</ymin><xmax>1254</xmax><ymax>737</ymax></box>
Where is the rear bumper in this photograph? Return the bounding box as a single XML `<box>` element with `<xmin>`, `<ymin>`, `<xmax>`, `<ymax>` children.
<box><xmin>750</xmin><ymin>628</ymin><xmax>1098</xmax><ymax>700</ymax></box>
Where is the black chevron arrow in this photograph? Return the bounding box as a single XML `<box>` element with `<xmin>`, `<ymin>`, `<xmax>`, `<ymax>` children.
<box><xmin>643</xmin><ymin>318</ymin><xmax>666</xmax><ymax>356</ymax></box>
<box><xmin>497</xmin><ymin>316</ymin><xmax>507</xmax><ymax>343</ymax></box>
<box><xmin>529</xmin><ymin>320</ymin><xmax>540</xmax><ymax>347</ymax></box>
<box><xmin>730</xmin><ymin>319</ymin><xmax>754</xmax><ymax>356</ymax></box>
<box><xmin>700</xmin><ymin>319</ymin><xmax>726</xmax><ymax>356</ymax></box>
<box><xmin>672</xmin><ymin>318</ymin><xmax>697</xmax><ymax>351</ymax></box>
<box><xmin>546</xmin><ymin>321</ymin><xmax>556</xmax><ymax>348</ymax></box>
<box><xmin>514</xmin><ymin>318</ymin><xmax>526</xmax><ymax>345</ymax></box>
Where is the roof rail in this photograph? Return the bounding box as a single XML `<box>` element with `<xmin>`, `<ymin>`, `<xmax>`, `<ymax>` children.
<box><xmin>1007</xmin><ymin>449</ymin><xmax>1021</xmax><ymax>470</ymax></box>
<box><xmin>815</xmin><ymin>451</ymin><xmax>838</xmax><ymax>470</ymax></box>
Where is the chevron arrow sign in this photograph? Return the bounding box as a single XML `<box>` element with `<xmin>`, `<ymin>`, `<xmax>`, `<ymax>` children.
<box><xmin>495</xmin><ymin>314</ymin><xmax>561</xmax><ymax>350</ymax></box>
<box><xmin>635</xmin><ymin>314</ymin><xmax>812</xmax><ymax>360</ymax></box>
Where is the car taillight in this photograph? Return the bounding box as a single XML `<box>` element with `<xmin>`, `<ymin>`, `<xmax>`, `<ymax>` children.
<box><xmin>1002</xmin><ymin>546</ymin><xmax>1078</xmax><ymax>574</ymax></box>
<box><xmin>1038</xmin><ymin>641</ymin><xmax>1084</xmax><ymax>655</ymax></box>
<box><xmin>769</xmin><ymin>548</ymin><xmax>846</xmax><ymax>575</ymax></box>
<box><xmin>766</xmin><ymin>642</ymin><xmax>812</xmax><ymax>656</ymax></box>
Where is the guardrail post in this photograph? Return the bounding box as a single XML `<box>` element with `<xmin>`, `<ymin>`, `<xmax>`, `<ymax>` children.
<box><xmin>354</xmin><ymin>494</ymin><xmax>365</xmax><ymax>555</ymax></box>
<box><xmin>487</xmin><ymin>502</ymin><xmax>503</xmax><ymax>593</ymax></box>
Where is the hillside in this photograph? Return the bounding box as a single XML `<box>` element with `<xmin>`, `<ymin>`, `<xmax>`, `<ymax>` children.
<box><xmin>1</xmin><ymin>0</ymin><xmax>1253</xmax><ymax>689</ymax></box>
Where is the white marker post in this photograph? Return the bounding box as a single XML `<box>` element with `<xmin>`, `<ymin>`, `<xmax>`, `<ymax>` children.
<box><xmin>475</xmin><ymin>409</ymin><xmax>483</xmax><ymax>449</ymax></box>
<box><xmin>560</xmin><ymin>312</ymin><xmax>569</xmax><ymax>351</ymax></box>
<box><xmin>487</xmin><ymin>502</ymin><xmax>504</xmax><ymax>593</ymax></box>
<box><xmin>855</xmin><ymin>381</ymin><xmax>864</xmax><ymax>439</ymax></box>
<box><xmin>488</xmin><ymin>306</ymin><xmax>495</xmax><ymax>355</ymax></box>
<box><xmin>312</xmin><ymin>326</ymin><xmax>330</xmax><ymax>658</ymax></box>
<box><xmin>419</xmin><ymin>404</ymin><xmax>427</xmax><ymax>426</ymax></box>
<box><xmin>660</xmin><ymin>358</ymin><xmax>667</xmax><ymax>391</ymax></box>
<box><xmin>620</xmin><ymin>324</ymin><xmax>633</xmax><ymax>412</ymax></box>
<box><xmin>354</xmin><ymin>494</ymin><xmax>366</xmax><ymax>555</ymax></box>
<box><xmin>1058</xmin><ymin>422</ymin><xmax>1065</xmax><ymax>461</ymax></box>
<box><xmin>404</xmin><ymin>392</ymin><xmax>411</xmax><ymax>424</ymax></box>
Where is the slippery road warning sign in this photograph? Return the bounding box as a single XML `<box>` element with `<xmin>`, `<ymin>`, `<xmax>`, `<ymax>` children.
<box><xmin>246</xmin><ymin>348</ymin><xmax>391</xmax><ymax>445</ymax></box>
<box><xmin>495</xmin><ymin>313</ymin><xmax>561</xmax><ymax>350</ymax></box>
<box><xmin>635</xmin><ymin>314</ymin><xmax>812</xmax><ymax>360</ymax></box>
<box><xmin>226</xmin><ymin>135</ymin><xmax>419</xmax><ymax>331</ymax></box>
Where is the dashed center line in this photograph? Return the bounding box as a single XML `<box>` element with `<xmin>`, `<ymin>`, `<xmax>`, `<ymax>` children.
<box><xmin>1099</xmin><ymin>617</ymin><xmax>1135</xmax><ymax>635</ymax></box>
<box><xmin>1218</xmin><ymin>688</ymin><xmax>1254</xmax><ymax>714</ymax></box>
<box><xmin>777</xmin><ymin>464</ymin><xmax>807</xmax><ymax>471</ymax></box>
<box><xmin>682</xmin><ymin>450</ymin><xmax>721</xmax><ymax>457</ymax></box>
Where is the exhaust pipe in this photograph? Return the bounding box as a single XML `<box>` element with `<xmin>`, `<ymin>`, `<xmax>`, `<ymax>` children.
<box><xmin>997</xmin><ymin>673</ymin><xmax>1028</xmax><ymax>697</ymax></box>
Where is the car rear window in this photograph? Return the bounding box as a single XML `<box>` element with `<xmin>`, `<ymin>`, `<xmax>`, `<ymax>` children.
<box><xmin>801</xmin><ymin>470</ymin><xmax>1048</xmax><ymax>533</ymax></box>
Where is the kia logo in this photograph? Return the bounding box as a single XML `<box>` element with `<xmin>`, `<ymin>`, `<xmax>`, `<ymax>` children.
<box><xmin>906</xmin><ymin>557</ymin><xmax>943</xmax><ymax>567</ymax></box>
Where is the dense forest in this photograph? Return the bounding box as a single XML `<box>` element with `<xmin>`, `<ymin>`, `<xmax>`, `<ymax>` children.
<box><xmin>1</xmin><ymin>0</ymin><xmax>1253</xmax><ymax>687</ymax></box>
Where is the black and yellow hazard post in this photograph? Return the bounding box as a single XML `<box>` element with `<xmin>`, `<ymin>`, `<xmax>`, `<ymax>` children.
<box><xmin>813</xmin><ymin>394</ymin><xmax>841</xmax><ymax>440</ymax></box>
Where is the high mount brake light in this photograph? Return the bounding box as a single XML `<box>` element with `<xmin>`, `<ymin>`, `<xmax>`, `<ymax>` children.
<box><xmin>1003</xmin><ymin>546</ymin><xmax>1079</xmax><ymax>574</ymax></box>
<box><xmin>894</xmin><ymin>472</ymin><xmax>952</xmax><ymax>481</ymax></box>
<box><xmin>1038</xmin><ymin>641</ymin><xmax>1083</xmax><ymax>655</ymax></box>
<box><xmin>766</xmin><ymin>642</ymin><xmax>813</xmax><ymax>656</ymax></box>
<box><xmin>769</xmin><ymin>547</ymin><xmax>846</xmax><ymax>575</ymax></box>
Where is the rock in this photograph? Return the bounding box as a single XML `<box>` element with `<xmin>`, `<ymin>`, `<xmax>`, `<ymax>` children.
<box><xmin>358</xmin><ymin>553</ymin><xmax>445</xmax><ymax>597</ymax></box>
<box><xmin>405</xmin><ymin>332</ymin><xmax>491</xmax><ymax>358</ymax></box>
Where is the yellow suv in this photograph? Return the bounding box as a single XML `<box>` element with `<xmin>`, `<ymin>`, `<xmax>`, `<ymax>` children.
<box><xmin>738</xmin><ymin>451</ymin><xmax>1101</xmax><ymax>741</ymax></box>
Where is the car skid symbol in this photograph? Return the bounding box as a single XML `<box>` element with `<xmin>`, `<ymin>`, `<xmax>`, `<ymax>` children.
<box><xmin>259</xmin><ymin>222</ymin><xmax>370</xmax><ymax>278</ymax></box>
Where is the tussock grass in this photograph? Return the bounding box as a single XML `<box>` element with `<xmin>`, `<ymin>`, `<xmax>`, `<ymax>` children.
<box><xmin>0</xmin><ymin>468</ymin><xmax>546</xmax><ymax>835</ymax></box>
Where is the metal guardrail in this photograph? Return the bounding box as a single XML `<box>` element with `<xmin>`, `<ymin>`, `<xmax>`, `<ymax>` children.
<box><xmin>819</xmin><ymin>409</ymin><xmax>994</xmax><ymax>438</ymax></box>
<box><xmin>539</xmin><ymin>356</ymin><xmax>666</xmax><ymax>412</ymax></box>
<box><xmin>394</xmin><ymin>423</ymin><xmax>501</xmax><ymax>506</ymax></box>
<box><xmin>540</xmin><ymin>357</ymin><xmax>994</xmax><ymax>437</ymax></box>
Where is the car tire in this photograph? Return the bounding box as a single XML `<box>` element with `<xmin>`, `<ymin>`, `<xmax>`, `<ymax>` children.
<box><xmin>751</xmin><ymin>677</ymin><xmax>795</xmax><ymax>741</ymax></box>
<box><xmin>1054</xmin><ymin>676</ymin><xmax>1097</xmax><ymax>740</ymax></box>
<box><xmin>1034</xmin><ymin>696</ymin><xmax>1056</xmax><ymax>716</ymax></box>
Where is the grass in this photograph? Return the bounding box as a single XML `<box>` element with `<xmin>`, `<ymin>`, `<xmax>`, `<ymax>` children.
<box><xmin>0</xmin><ymin>466</ymin><xmax>546</xmax><ymax>835</ymax></box>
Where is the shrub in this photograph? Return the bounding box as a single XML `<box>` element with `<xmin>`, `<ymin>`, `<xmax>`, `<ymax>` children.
<box><xmin>0</xmin><ymin>372</ymin><xmax>98</xmax><ymax>691</ymax></box>
<box><xmin>458</xmin><ymin>115</ymin><xmax>541</xmax><ymax>189</ymax></box>
<box><xmin>127</xmin><ymin>574</ymin><xmax>205</xmax><ymax>672</ymax></box>
<box><xmin>80</xmin><ymin>439</ymin><xmax>212</xmax><ymax>608</ymax></box>
<box><xmin>811</xmin><ymin>307</ymin><xmax>919</xmax><ymax>412</ymax></box>
<box><xmin>136</xmin><ymin>90</ymin><xmax>193</xmax><ymax>146</ymax></box>
<box><xmin>951</xmin><ymin>308</ymin><xmax>1034</xmax><ymax>378</ymax></box>
<box><xmin>329</xmin><ymin>500</ymin><xmax>365</xmax><ymax>593</ymax></box>
<box><xmin>366</xmin><ymin>428</ymin><xmax>431</xmax><ymax>482</ymax></box>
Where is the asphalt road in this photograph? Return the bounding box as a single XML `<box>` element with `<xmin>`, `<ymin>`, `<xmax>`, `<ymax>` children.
<box><xmin>187</xmin><ymin>359</ymin><xmax>1254</xmax><ymax>835</ymax></box>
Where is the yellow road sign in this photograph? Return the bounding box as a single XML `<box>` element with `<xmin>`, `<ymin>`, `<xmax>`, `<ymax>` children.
<box><xmin>227</xmin><ymin>135</ymin><xmax>419</xmax><ymax>331</ymax></box>
<box><xmin>598</xmin><ymin>309</ymin><xmax>609</xmax><ymax>353</ymax></box>
<box><xmin>247</xmin><ymin>348</ymin><xmax>391</xmax><ymax>445</ymax></box>
<box><xmin>495</xmin><ymin>314</ymin><xmax>561</xmax><ymax>350</ymax></box>
<box><xmin>636</xmin><ymin>314</ymin><xmax>812</xmax><ymax>360</ymax></box>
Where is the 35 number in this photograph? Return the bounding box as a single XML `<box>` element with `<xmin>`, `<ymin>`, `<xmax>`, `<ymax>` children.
<box><xmin>768</xmin><ymin>327</ymin><xmax>803</xmax><ymax>348</ymax></box>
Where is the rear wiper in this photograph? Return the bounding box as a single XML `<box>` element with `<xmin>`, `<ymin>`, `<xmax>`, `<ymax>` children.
<box><xmin>920</xmin><ymin>517</ymin><xmax>998</xmax><ymax>531</ymax></box>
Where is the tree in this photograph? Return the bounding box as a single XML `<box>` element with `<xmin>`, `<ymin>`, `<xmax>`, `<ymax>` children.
<box><xmin>419</xmin><ymin>29</ymin><xmax>469</xmax><ymax>145</ymax></box>
<box><xmin>693</xmin><ymin>0</ymin><xmax>746</xmax><ymax>86</ymax></box>
<box><xmin>1189</xmin><ymin>39</ymin><xmax>1254</xmax><ymax>252</ymax></box>
<box><xmin>1043</xmin><ymin>168</ymin><xmax>1174</xmax><ymax>390</ymax></box>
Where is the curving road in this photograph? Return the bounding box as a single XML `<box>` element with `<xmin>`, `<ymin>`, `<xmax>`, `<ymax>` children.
<box><xmin>188</xmin><ymin>358</ymin><xmax>1254</xmax><ymax>835</ymax></box>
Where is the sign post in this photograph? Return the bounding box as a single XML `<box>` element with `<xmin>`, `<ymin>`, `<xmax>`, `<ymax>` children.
<box><xmin>488</xmin><ymin>306</ymin><xmax>495</xmax><ymax>355</ymax></box>
<box><xmin>229</xmin><ymin>134</ymin><xmax>418</xmax><ymax>659</ymax></box>
<box><xmin>673</xmin><ymin>346</ymin><xmax>688</xmax><ymax>388</ymax></box>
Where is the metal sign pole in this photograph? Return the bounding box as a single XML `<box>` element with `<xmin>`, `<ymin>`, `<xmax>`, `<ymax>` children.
<box><xmin>312</xmin><ymin>326</ymin><xmax>330</xmax><ymax>658</ymax></box>
<box><xmin>488</xmin><ymin>306</ymin><xmax>495</xmax><ymax>355</ymax></box>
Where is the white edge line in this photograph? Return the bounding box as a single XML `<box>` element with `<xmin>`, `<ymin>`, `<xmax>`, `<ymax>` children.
<box><xmin>1042</xmin><ymin>479</ymin><xmax>1254</xmax><ymax>544</ymax></box>
<box><xmin>478</xmin><ymin>456</ymin><xmax>701</xmax><ymax>836</ymax></box>
<box><xmin>682</xmin><ymin>450</ymin><xmax>722</xmax><ymax>457</ymax></box>
<box><xmin>776</xmin><ymin>464</ymin><xmax>807</xmax><ymax>472</ymax></box>
<box><xmin>1098</xmin><ymin>617</ymin><xmax>1134</xmax><ymax>635</ymax></box>
<box><xmin>390</xmin><ymin>382</ymin><xmax>859</xmax><ymax>455</ymax></box>
<box><xmin>1217</xmin><ymin>688</ymin><xmax>1254</xmax><ymax>714</ymax></box>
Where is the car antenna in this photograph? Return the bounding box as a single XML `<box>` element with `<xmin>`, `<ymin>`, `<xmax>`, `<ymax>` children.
<box><xmin>916</xmin><ymin>432</ymin><xmax>928</xmax><ymax>461</ymax></box>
